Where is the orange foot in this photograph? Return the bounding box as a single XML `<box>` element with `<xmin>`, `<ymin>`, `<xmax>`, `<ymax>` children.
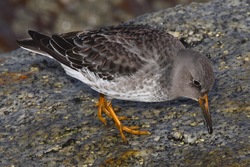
<box><xmin>96</xmin><ymin>93</ymin><xmax>150</xmax><ymax>142</ymax></box>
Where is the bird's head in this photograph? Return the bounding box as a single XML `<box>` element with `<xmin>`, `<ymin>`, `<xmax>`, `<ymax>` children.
<box><xmin>172</xmin><ymin>49</ymin><xmax>215</xmax><ymax>134</ymax></box>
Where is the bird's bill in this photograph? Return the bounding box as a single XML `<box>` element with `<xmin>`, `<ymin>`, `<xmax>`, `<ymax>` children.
<box><xmin>198</xmin><ymin>93</ymin><xmax>213</xmax><ymax>134</ymax></box>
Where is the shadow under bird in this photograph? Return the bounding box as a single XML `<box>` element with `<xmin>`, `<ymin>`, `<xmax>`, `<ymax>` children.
<box><xmin>17</xmin><ymin>24</ymin><xmax>215</xmax><ymax>142</ymax></box>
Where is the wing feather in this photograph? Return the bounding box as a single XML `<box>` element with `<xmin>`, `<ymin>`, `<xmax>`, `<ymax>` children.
<box><xmin>17</xmin><ymin>25</ymin><xmax>181</xmax><ymax>80</ymax></box>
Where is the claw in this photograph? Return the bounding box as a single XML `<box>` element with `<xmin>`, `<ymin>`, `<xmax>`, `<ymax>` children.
<box><xmin>97</xmin><ymin>94</ymin><xmax>150</xmax><ymax>142</ymax></box>
<box><xmin>123</xmin><ymin>126</ymin><xmax>151</xmax><ymax>135</ymax></box>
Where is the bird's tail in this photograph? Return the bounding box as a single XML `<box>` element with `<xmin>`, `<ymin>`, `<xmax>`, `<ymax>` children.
<box><xmin>16</xmin><ymin>30</ymin><xmax>51</xmax><ymax>56</ymax></box>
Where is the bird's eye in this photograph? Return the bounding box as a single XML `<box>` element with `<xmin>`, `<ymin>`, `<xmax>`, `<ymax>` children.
<box><xmin>193</xmin><ymin>79</ymin><xmax>201</xmax><ymax>87</ymax></box>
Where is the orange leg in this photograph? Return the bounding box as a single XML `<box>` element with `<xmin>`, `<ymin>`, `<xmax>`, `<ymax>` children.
<box><xmin>96</xmin><ymin>94</ymin><xmax>128</xmax><ymax>123</ymax></box>
<box><xmin>96</xmin><ymin>94</ymin><xmax>150</xmax><ymax>142</ymax></box>
<box><xmin>96</xmin><ymin>94</ymin><xmax>110</xmax><ymax>125</ymax></box>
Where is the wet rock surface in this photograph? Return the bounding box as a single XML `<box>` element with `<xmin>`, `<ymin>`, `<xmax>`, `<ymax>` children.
<box><xmin>0</xmin><ymin>0</ymin><xmax>249</xmax><ymax>166</ymax></box>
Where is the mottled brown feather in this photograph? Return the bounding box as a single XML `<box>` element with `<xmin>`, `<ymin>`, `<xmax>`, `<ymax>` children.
<box><xmin>17</xmin><ymin>25</ymin><xmax>182</xmax><ymax>80</ymax></box>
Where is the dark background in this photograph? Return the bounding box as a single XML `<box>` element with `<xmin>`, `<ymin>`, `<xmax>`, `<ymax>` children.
<box><xmin>0</xmin><ymin>0</ymin><xmax>210</xmax><ymax>53</ymax></box>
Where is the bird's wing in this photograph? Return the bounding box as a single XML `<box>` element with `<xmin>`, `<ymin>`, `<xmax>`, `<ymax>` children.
<box><xmin>17</xmin><ymin>25</ymin><xmax>170</xmax><ymax>80</ymax></box>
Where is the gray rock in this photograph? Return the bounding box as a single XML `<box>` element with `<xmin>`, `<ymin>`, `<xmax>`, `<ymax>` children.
<box><xmin>0</xmin><ymin>0</ymin><xmax>249</xmax><ymax>166</ymax></box>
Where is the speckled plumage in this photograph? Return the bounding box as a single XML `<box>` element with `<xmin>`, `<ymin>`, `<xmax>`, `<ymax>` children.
<box><xmin>17</xmin><ymin>24</ymin><xmax>215</xmax><ymax>138</ymax></box>
<box><xmin>17</xmin><ymin>25</ymin><xmax>186</xmax><ymax>101</ymax></box>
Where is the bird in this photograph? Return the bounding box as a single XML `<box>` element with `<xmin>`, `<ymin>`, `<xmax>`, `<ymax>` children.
<box><xmin>17</xmin><ymin>24</ymin><xmax>215</xmax><ymax>142</ymax></box>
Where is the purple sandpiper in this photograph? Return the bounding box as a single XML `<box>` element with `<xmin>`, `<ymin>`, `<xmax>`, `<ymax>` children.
<box><xmin>17</xmin><ymin>24</ymin><xmax>215</xmax><ymax>142</ymax></box>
